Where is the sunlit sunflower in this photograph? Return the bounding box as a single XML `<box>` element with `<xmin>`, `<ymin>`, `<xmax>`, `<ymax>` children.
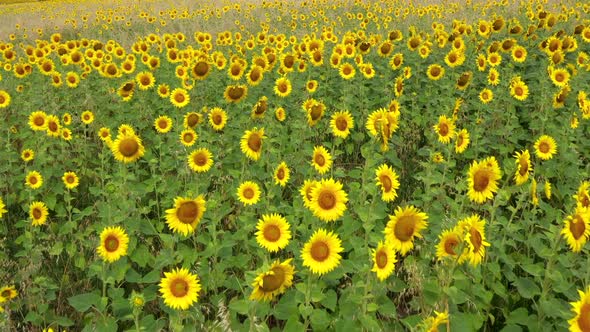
<box><xmin>165</xmin><ymin>196</ymin><xmax>207</xmax><ymax>236</ymax></box>
<box><xmin>568</xmin><ymin>285</ymin><xmax>590</xmax><ymax>332</ymax></box>
<box><xmin>183</xmin><ymin>112</ymin><xmax>202</xmax><ymax>129</ymax></box>
<box><xmin>534</xmin><ymin>135</ymin><xmax>557</xmax><ymax>160</ymax></box>
<box><xmin>550</xmin><ymin>68</ymin><xmax>570</xmax><ymax>87</ymax></box>
<box><xmin>454</xmin><ymin>129</ymin><xmax>470</xmax><ymax>153</ymax></box>
<box><xmin>0</xmin><ymin>90</ymin><xmax>10</xmax><ymax>108</ymax></box>
<box><xmin>25</xmin><ymin>171</ymin><xmax>43</xmax><ymax>189</ymax></box>
<box><xmin>311</xmin><ymin>146</ymin><xmax>332</xmax><ymax>174</ymax></box>
<box><xmin>300</xmin><ymin>179</ymin><xmax>318</xmax><ymax>209</ymax></box>
<box><xmin>514</xmin><ymin>150</ymin><xmax>532</xmax><ymax>185</ymax></box>
<box><xmin>98</xmin><ymin>127</ymin><xmax>111</xmax><ymax>141</ymax></box>
<box><xmin>375</xmin><ymin>164</ymin><xmax>400</xmax><ymax>202</ymax></box>
<box><xmin>371</xmin><ymin>241</ymin><xmax>397</xmax><ymax>281</ymax></box>
<box><xmin>510</xmin><ymin>77</ymin><xmax>529</xmax><ymax>101</ymax></box>
<box><xmin>154</xmin><ymin>116</ymin><xmax>173</xmax><ymax>134</ymax></box>
<box><xmin>457</xmin><ymin>215</ymin><xmax>490</xmax><ymax>265</ymax></box>
<box><xmin>159</xmin><ymin>267</ymin><xmax>201</xmax><ymax>310</ymax></box>
<box><xmin>330</xmin><ymin>111</ymin><xmax>354</xmax><ymax>139</ymax></box>
<box><xmin>62</xmin><ymin>171</ymin><xmax>79</xmax><ymax>189</ymax></box>
<box><xmin>561</xmin><ymin>206</ymin><xmax>590</xmax><ymax>253</ymax></box>
<box><xmin>157</xmin><ymin>84</ymin><xmax>170</xmax><ymax>98</ymax></box>
<box><xmin>97</xmin><ymin>226</ymin><xmax>129</xmax><ymax>263</ymax></box>
<box><xmin>255</xmin><ymin>213</ymin><xmax>291</xmax><ymax>252</ymax></box>
<box><xmin>111</xmin><ymin>133</ymin><xmax>145</xmax><ymax>163</ymax></box>
<box><xmin>170</xmin><ymin>88</ymin><xmax>190</xmax><ymax>108</ymax></box>
<box><xmin>305</xmin><ymin>99</ymin><xmax>326</xmax><ymax>126</ymax></box>
<box><xmin>488</xmin><ymin>68</ymin><xmax>500</xmax><ymax>86</ymax></box>
<box><xmin>81</xmin><ymin>110</ymin><xmax>94</xmax><ymax>125</ymax></box>
<box><xmin>180</xmin><ymin>129</ymin><xmax>198</xmax><ymax>147</ymax></box>
<box><xmin>237</xmin><ymin>181</ymin><xmax>261</xmax><ymax>206</ymax></box>
<box><xmin>436</xmin><ymin>227</ymin><xmax>464</xmax><ymax>260</ymax></box>
<box><xmin>0</xmin><ymin>286</ymin><xmax>17</xmax><ymax>300</ymax></box>
<box><xmin>0</xmin><ymin>197</ymin><xmax>7</xmax><ymax>219</ymax></box>
<box><xmin>29</xmin><ymin>201</ymin><xmax>49</xmax><ymax>226</ymax></box>
<box><xmin>46</xmin><ymin>115</ymin><xmax>61</xmax><ymax>138</ymax></box>
<box><xmin>250</xmin><ymin>259</ymin><xmax>294</xmax><ymax>302</ymax></box>
<box><xmin>574</xmin><ymin>182</ymin><xmax>590</xmax><ymax>208</ymax></box>
<box><xmin>433</xmin><ymin>115</ymin><xmax>455</xmax><ymax>144</ymax></box>
<box><xmin>28</xmin><ymin>111</ymin><xmax>47</xmax><ymax>131</ymax></box>
<box><xmin>21</xmin><ymin>149</ymin><xmax>34</xmax><ymax>162</ymax></box>
<box><xmin>479</xmin><ymin>88</ymin><xmax>493</xmax><ymax>104</ymax></box>
<box><xmin>301</xmin><ymin>228</ymin><xmax>343</xmax><ymax>275</ymax></box>
<box><xmin>275</xmin><ymin>107</ymin><xmax>286</xmax><ymax>122</ymax></box>
<box><xmin>467</xmin><ymin>156</ymin><xmax>502</xmax><ymax>204</ymax></box>
<box><xmin>339</xmin><ymin>63</ymin><xmax>356</xmax><ymax>80</ymax></box>
<box><xmin>208</xmin><ymin>107</ymin><xmax>227</xmax><ymax>131</ymax></box>
<box><xmin>310</xmin><ymin>178</ymin><xmax>348</xmax><ymax>222</ymax></box>
<box><xmin>240</xmin><ymin>127</ymin><xmax>265</xmax><ymax>161</ymax></box>
<box><xmin>224</xmin><ymin>84</ymin><xmax>248</xmax><ymax>103</ymax></box>
<box><xmin>423</xmin><ymin>311</ymin><xmax>449</xmax><ymax>332</ymax></box>
<box><xmin>384</xmin><ymin>205</ymin><xmax>428</xmax><ymax>256</ymax></box>
<box><xmin>61</xmin><ymin>128</ymin><xmax>72</xmax><ymax>141</ymax></box>
<box><xmin>426</xmin><ymin>64</ymin><xmax>444</xmax><ymax>80</ymax></box>
<box><xmin>274</xmin><ymin>77</ymin><xmax>292</xmax><ymax>97</ymax></box>
<box><xmin>306</xmin><ymin>79</ymin><xmax>318</xmax><ymax>93</ymax></box>
<box><xmin>188</xmin><ymin>148</ymin><xmax>213</xmax><ymax>173</ymax></box>
<box><xmin>511</xmin><ymin>45</ymin><xmax>527</xmax><ymax>63</ymax></box>
<box><xmin>274</xmin><ymin>162</ymin><xmax>290</xmax><ymax>187</ymax></box>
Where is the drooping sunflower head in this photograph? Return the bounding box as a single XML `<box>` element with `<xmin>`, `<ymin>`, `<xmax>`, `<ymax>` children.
<box><xmin>159</xmin><ymin>268</ymin><xmax>201</xmax><ymax>310</ymax></box>
<box><xmin>310</xmin><ymin>178</ymin><xmax>348</xmax><ymax>222</ymax></box>
<box><xmin>514</xmin><ymin>150</ymin><xmax>532</xmax><ymax>185</ymax></box>
<box><xmin>96</xmin><ymin>226</ymin><xmax>129</xmax><ymax>263</ymax></box>
<box><xmin>574</xmin><ymin>181</ymin><xmax>590</xmax><ymax>208</ymax></box>
<box><xmin>224</xmin><ymin>84</ymin><xmax>248</xmax><ymax>103</ymax></box>
<box><xmin>255</xmin><ymin>213</ymin><xmax>291</xmax><ymax>252</ymax></box>
<box><xmin>375</xmin><ymin>164</ymin><xmax>400</xmax><ymax>202</ymax></box>
<box><xmin>165</xmin><ymin>196</ymin><xmax>207</xmax><ymax>236</ymax></box>
<box><xmin>300</xmin><ymin>179</ymin><xmax>318</xmax><ymax>209</ymax></box>
<box><xmin>371</xmin><ymin>241</ymin><xmax>397</xmax><ymax>281</ymax></box>
<box><xmin>250</xmin><ymin>259</ymin><xmax>294</xmax><ymax>302</ymax></box>
<box><xmin>384</xmin><ymin>205</ymin><xmax>429</xmax><ymax>256</ymax></box>
<box><xmin>301</xmin><ymin>228</ymin><xmax>344</xmax><ymax>275</ymax></box>
<box><xmin>29</xmin><ymin>201</ymin><xmax>49</xmax><ymax>226</ymax></box>
<box><xmin>454</xmin><ymin>129</ymin><xmax>470</xmax><ymax>154</ymax></box>
<box><xmin>237</xmin><ymin>181</ymin><xmax>261</xmax><ymax>206</ymax></box>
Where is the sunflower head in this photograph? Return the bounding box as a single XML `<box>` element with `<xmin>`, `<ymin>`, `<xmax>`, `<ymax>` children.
<box><xmin>561</xmin><ymin>206</ymin><xmax>590</xmax><ymax>253</ymax></box>
<box><xmin>255</xmin><ymin>214</ymin><xmax>291</xmax><ymax>252</ymax></box>
<box><xmin>237</xmin><ymin>181</ymin><xmax>261</xmax><ymax>206</ymax></box>
<box><xmin>159</xmin><ymin>268</ymin><xmax>201</xmax><ymax>310</ymax></box>
<box><xmin>310</xmin><ymin>178</ymin><xmax>348</xmax><ymax>222</ymax></box>
<box><xmin>250</xmin><ymin>259</ymin><xmax>294</xmax><ymax>302</ymax></box>
<box><xmin>96</xmin><ymin>226</ymin><xmax>130</xmax><ymax>263</ymax></box>
<box><xmin>384</xmin><ymin>205</ymin><xmax>429</xmax><ymax>256</ymax></box>
<box><xmin>301</xmin><ymin>229</ymin><xmax>344</xmax><ymax>275</ymax></box>
<box><xmin>165</xmin><ymin>196</ymin><xmax>207</xmax><ymax>236</ymax></box>
<box><xmin>29</xmin><ymin>201</ymin><xmax>49</xmax><ymax>226</ymax></box>
<box><xmin>371</xmin><ymin>241</ymin><xmax>397</xmax><ymax>281</ymax></box>
<box><xmin>111</xmin><ymin>132</ymin><xmax>145</xmax><ymax>163</ymax></box>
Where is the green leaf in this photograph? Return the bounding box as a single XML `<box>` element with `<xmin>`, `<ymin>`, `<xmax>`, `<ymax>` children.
<box><xmin>320</xmin><ymin>289</ymin><xmax>337</xmax><ymax>311</ymax></box>
<box><xmin>229</xmin><ymin>299</ymin><xmax>250</xmax><ymax>315</ymax></box>
<box><xmin>67</xmin><ymin>291</ymin><xmax>101</xmax><ymax>312</ymax></box>
<box><xmin>514</xmin><ymin>277</ymin><xmax>540</xmax><ymax>299</ymax></box>
<box><xmin>310</xmin><ymin>309</ymin><xmax>331</xmax><ymax>331</ymax></box>
<box><xmin>283</xmin><ymin>315</ymin><xmax>304</xmax><ymax>332</ymax></box>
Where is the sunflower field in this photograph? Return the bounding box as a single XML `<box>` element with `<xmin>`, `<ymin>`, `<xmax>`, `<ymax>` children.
<box><xmin>1</xmin><ymin>0</ymin><xmax>590</xmax><ymax>331</ymax></box>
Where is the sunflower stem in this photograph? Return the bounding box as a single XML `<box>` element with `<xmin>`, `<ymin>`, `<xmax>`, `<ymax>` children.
<box><xmin>303</xmin><ymin>272</ymin><xmax>314</xmax><ymax>331</ymax></box>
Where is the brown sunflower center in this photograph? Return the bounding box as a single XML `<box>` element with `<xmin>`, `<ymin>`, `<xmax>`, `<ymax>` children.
<box><xmin>515</xmin><ymin>86</ymin><xmax>524</xmax><ymax>96</ymax></box>
<box><xmin>277</xmin><ymin>168</ymin><xmax>285</xmax><ymax>180</ymax></box>
<box><xmin>170</xmin><ymin>278</ymin><xmax>189</xmax><ymax>298</ymax></box>
<box><xmin>186</xmin><ymin>114</ymin><xmax>199</xmax><ymax>127</ymax></box>
<box><xmin>310</xmin><ymin>105</ymin><xmax>323</xmax><ymax>121</ymax></box>
<box><xmin>247</xmin><ymin>133</ymin><xmax>262</xmax><ymax>152</ymax></box>
<box><xmin>343</xmin><ymin>66</ymin><xmax>352</xmax><ymax>75</ymax></box>
<box><xmin>335</xmin><ymin>117</ymin><xmax>348</xmax><ymax>131</ymax></box>
<box><xmin>430</xmin><ymin>66</ymin><xmax>441</xmax><ymax>77</ymax></box>
<box><xmin>104</xmin><ymin>235</ymin><xmax>120</xmax><ymax>252</ymax></box>
<box><xmin>260</xmin><ymin>267</ymin><xmax>286</xmax><ymax>292</ymax></box>
<box><xmin>263</xmin><ymin>224</ymin><xmax>281</xmax><ymax>242</ymax></box>
<box><xmin>310</xmin><ymin>241</ymin><xmax>330</xmax><ymax>262</ymax></box>
<box><xmin>376</xmin><ymin>250</ymin><xmax>388</xmax><ymax>269</ymax></box>
<box><xmin>193</xmin><ymin>61</ymin><xmax>209</xmax><ymax>76</ymax></box>
<box><xmin>34</xmin><ymin>116</ymin><xmax>45</xmax><ymax>126</ymax></box>
<box><xmin>140</xmin><ymin>75</ymin><xmax>151</xmax><ymax>86</ymax></box>
<box><xmin>243</xmin><ymin>187</ymin><xmax>255</xmax><ymax>199</ymax></box>
<box><xmin>577</xmin><ymin>301</ymin><xmax>590</xmax><ymax>332</ymax></box>
<box><xmin>249</xmin><ymin>69</ymin><xmax>261</xmax><ymax>82</ymax></box>
<box><xmin>118</xmin><ymin>137</ymin><xmax>139</xmax><ymax>157</ymax></box>
<box><xmin>394</xmin><ymin>216</ymin><xmax>416</xmax><ymax>242</ymax></box>
<box><xmin>194</xmin><ymin>152</ymin><xmax>207</xmax><ymax>166</ymax></box>
<box><xmin>380</xmin><ymin>175</ymin><xmax>393</xmax><ymax>192</ymax></box>
<box><xmin>158</xmin><ymin>119</ymin><xmax>168</xmax><ymax>129</ymax></box>
<box><xmin>438</xmin><ymin>122</ymin><xmax>449</xmax><ymax>136</ymax></box>
<box><xmin>518</xmin><ymin>159</ymin><xmax>529</xmax><ymax>176</ymax></box>
<box><xmin>444</xmin><ymin>235</ymin><xmax>459</xmax><ymax>255</ymax></box>
<box><xmin>176</xmin><ymin>201</ymin><xmax>199</xmax><ymax>224</ymax></box>
<box><xmin>448</xmin><ymin>53</ymin><xmax>457</xmax><ymax>63</ymax></box>
<box><xmin>469</xmin><ymin>228</ymin><xmax>482</xmax><ymax>253</ymax></box>
<box><xmin>174</xmin><ymin>92</ymin><xmax>185</xmax><ymax>103</ymax></box>
<box><xmin>278</xmin><ymin>82</ymin><xmax>288</xmax><ymax>93</ymax></box>
<box><xmin>228</xmin><ymin>86</ymin><xmax>244</xmax><ymax>100</ymax></box>
<box><xmin>570</xmin><ymin>215</ymin><xmax>586</xmax><ymax>240</ymax></box>
<box><xmin>314</xmin><ymin>153</ymin><xmax>326</xmax><ymax>167</ymax></box>
<box><xmin>515</xmin><ymin>50</ymin><xmax>523</xmax><ymax>58</ymax></box>
<box><xmin>32</xmin><ymin>207</ymin><xmax>42</xmax><ymax>219</ymax></box>
<box><xmin>183</xmin><ymin>133</ymin><xmax>194</xmax><ymax>143</ymax></box>
<box><xmin>538</xmin><ymin>141</ymin><xmax>550</xmax><ymax>153</ymax></box>
<box><xmin>580</xmin><ymin>195</ymin><xmax>590</xmax><ymax>208</ymax></box>
<box><xmin>473</xmin><ymin>170</ymin><xmax>490</xmax><ymax>192</ymax></box>
<box><xmin>48</xmin><ymin>121</ymin><xmax>58</xmax><ymax>132</ymax></box>
<box><xmin>0</xmin><ymin>96</ymin><xmax>7</xmax><ymax>105</ymax></box>
<box><xmin>318</xmin><ymin>190</ymin><xmax>336</xmax><ymax>210</ymax></box>
<box><xmin>66</xmin><ymin>175</ymin><xmax>75</xmax><ymax>183</ymax></box>
<box><xmin>0</xmin><ymin>290</ymin><xmax>10</xmax><ymax>298</ymax></box>
<box><xmin>212</xmin><ymin>113</ymin><xmax>223</xmax><ymax>125</ymax></box>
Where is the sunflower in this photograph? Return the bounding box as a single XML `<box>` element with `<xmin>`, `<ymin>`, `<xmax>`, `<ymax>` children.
<box><xmin>487</xmin><ymin>52</ymin><xmax>502</xmax><ymax>67</ymax></box>
<box><xmin>111</xmin><ymin>133</ymin><xmax>145</xmax><ymax>163</ymax></box>
<box><xmin>224</xmin><ymin>85</ymin><xmax>248</xmax><ymax>103</ymax></box>
<box><xmin>436</xmin><ymin>228</ymin><xmax>464</xmax><ymax>260</ymax></box>
<box><xmin>29</xmin><ymin>201</ymin><xmax>49</xmax><ymax>226</ymax></box>
<box><xmin>251</xmin><ymin>96</ymin><xmax>268</xmax><ymax>119</ymax></box>
<box><xmin>454</xmin><ymin>129</ymin><xmax>470</xmax><ymax>153</ymax></box>
<box><xmin>456</xmin><ymin>215</ymin><xmax>490</xmax><ymax>265</ymax></box>
<box><xmin>152</xmin><ymin>115</ymin><xmax>172</xmax><ymax>134</ymax></box>
<box><xmin>512</xmin><ymin>45</ymin><xmax>527</xmax><ymax>63</ymax></box>
<box><xmin>0</xmin><ymin>286</ymin><xmax>17</xmax><ymax>301</ymax></box>
<box><xmin>180</xmin><ymin>129</ymin><xmax>198</xmax><ymax>147</ymax></box>
<box><xmin>255</xmin><ymin>213</ymin><xmax>291</xmax><ymax>252</ymax></box>
<box><xmin>165</xmin><ymin>196</ymin><xmax>207</xmax><ymax>236</ymax></box>
<box><xmin>375</xmin><ymin>164</ymin><xmax>400</xmax><ymax>202</ymax></box>
<box><xmin>183</xmin><ymin>112</ymin><xmax>202</xmax><ymax>129</ymax></box>
<box><xmin>568</xmin><ymin>285</ymin><xmax>590</xmax><ymax>332</ymax></box>
<box><xmin>301</xmin><ymin>228</ymin><xmax>343</xmax><ymax>275</ymax></box>
<box><xmin>426</xmin><ymin>64</ymin><xmax>444</xmax><ymax>80</ymax></box>
<box><xmin>479</xmin><ymin>88</ymin><xmax>494</xmax><ymax>104</ymax></box>
<box><xmin>510</xmin><ymin>77</ymin><xmax>529</xmax><ymax>101</ymax></box>
<box><xmin>97</xmin><ymin>226</ymin><xmax>129</xmax><ymax>263</ymax></box>
<box><xmin>574</xmin><ymin>182</ymin><xmax>590</xmax><ymax>208</ymax></box>
<box><xmin>488</xmin><ymin>68</ymin><xmax>500</xmax><ymax>86</ymax></box>
<box><xmin>274</xmin><ymin>162</ymin><xmax>290</xmax><ymax>187</ymax></box>
<box><xmin>561</xmin><ymin>206</ymin><xmax>590</xmax><ymax>253</ymax></box>
<box><xmin>240</xmin><ymin>127</ymin><xmax>265</xmax><ymax>161</ymax></box>
<box><xmin>534</xmin><ymin>135</ymin><xmax>557</xmax><ymax>160</ymax></box>
<box><xmin>310</xmin><ymin>178</ymin><xmax>348</xmax><ymax>222</ymax></box>
<box><xmin>275</xmin><ymin>107</ymin><xmax>286</xmax><ymax>122</ymax></box>
<box><xmin>25</xmin><ymin>171</ymin><xmax>43</xmax><ymax>189</ymax></box>
<box><xmin>188</xmin><ymin>148</ymin><xmax>213</xmax><ymax>173</ymax></box>
<box><xmin>250</xmin><ymin>259</ymin><xmax>294</xmax><ymax>302</ymax></box>
<box><xmin>246</xmin><ymin>65</ymin><xmax>264</xmax><ymax>86</ymax></box>
<box><xmin>61</xmin><ymin>128</ymin><xmax>72</xmax><ymax>141</ymax></box>
<box><xmin>159</xmin><ymin>268</ymin><xmax>201</xmax><ymax>310</ymax></box>
<box><xmin>467</xmin><ymin>156</ymin><xmax>502</xmax><ymax>204</ymax></box>
<box><xmin>550</xmin><ymin>68</ymin><xmax>570</xmax><ymax>87</ymax></box>
<box><xmin>157</xmin><ymin>84</ymin><xmax>170</xmax><ymax>98</ymax></box>
<box><xmin>305</xmin><ymin>99</ymin><xmax>326</xmax><ymax>126</ymax></box>
<box><xmin>514</xmin><ymin>150</ymin><xmax>532</xmax><ymax>185</ymax></box>
<box><xmin>191</xmin><ymin>61</ymin><xmax>210</xmax><ymax>80</ymax></box>
<box><xmin>433</xmin><ymin>115</ymin><xmax>455</xmax><ymax>144</ymax></box>
<box><xmin>28</xmin><ymin>111</ymin><xmax>47</xmax><ymax>131</ymax></box>
<box><xmin>0</xmin><ymin>90</ymin><xmax>11</xmax><ymax>108</ymax></box>
<box><xmin>384</xmin><ymin>205</ymin><xmax>428</xmax><ymax>256</ymax></box>
<box><xmin>274</xmin><ymin>77</ymin><xmax>292</xmax><ymax>97</ymax></box>
<box><xmin>208</xmin><ymin>107</ymin><xmax>227</xmax><ymax>131</ymax></box>
<box><xmin>98</xmin><ymin>127</ymin><xmax>111</xmax><ymax>141</ymax></box>
<box><xmin>545</xmin><ymin>180</ymin><xmax>552</xmax><ymax>200</ymax></box>
<box><xmin>330</xmin><ymin>111</ymin><xmax>354</xmax><ymax>139</ymax></box>
<box><xmin>0</xmin><ymin>197</ymin><xmax>7</xmax><ymax>219</ymax></box>
<box><xmin>21</xmin><ymin>149</ymin><xmax>34</xmax><ymax>162</ymax></box>
<box><xmin>423</xmin><ymin>311</ymin><xmax>450</xmax><ymax>332</ymax></box>
<box><xmin>311</xmin><ymin>146</ymin><xmax>332</xmax><ymax>174</ymax></box>
<box><xmin>306</xmin><ymin>79</ymin><xmax>318</xmax><ymax>93</ymax></box>
<box><xmin>62</xmin><ymin>171</ymin><xmax>80</xmax><ymax>189</ymax></box>
<box><xmin>170</xmin><ymin>88</ymin><xmax>190</xmax><ymax>108</ymax></box>
<box><xmin>300</xmin><ymin>180</ymin><xmax>318</xmax><ymax>209</ymax></box>
<box><xmin>339</xmin><ymin>63</ymin><xmax>356</xmax><ymax>80</ymax></box>
<box><xmin>371</xmin><ymin>241</ymin><xmax>396</xmax><ymax>281</ymax></box>
<box><xmin>228</xmin><ymin>61</ymin><xmax>245</xmax><ymax>80</ymax></box>
<box><xmin>237</xmin><ymin>181</ymin><xmax>261</xmax><ymax>206</ymax></box>
<box><xmin>46</xmin><ymin>115</ymin><xmax>61</xmax><ymax>138</ymax></box>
